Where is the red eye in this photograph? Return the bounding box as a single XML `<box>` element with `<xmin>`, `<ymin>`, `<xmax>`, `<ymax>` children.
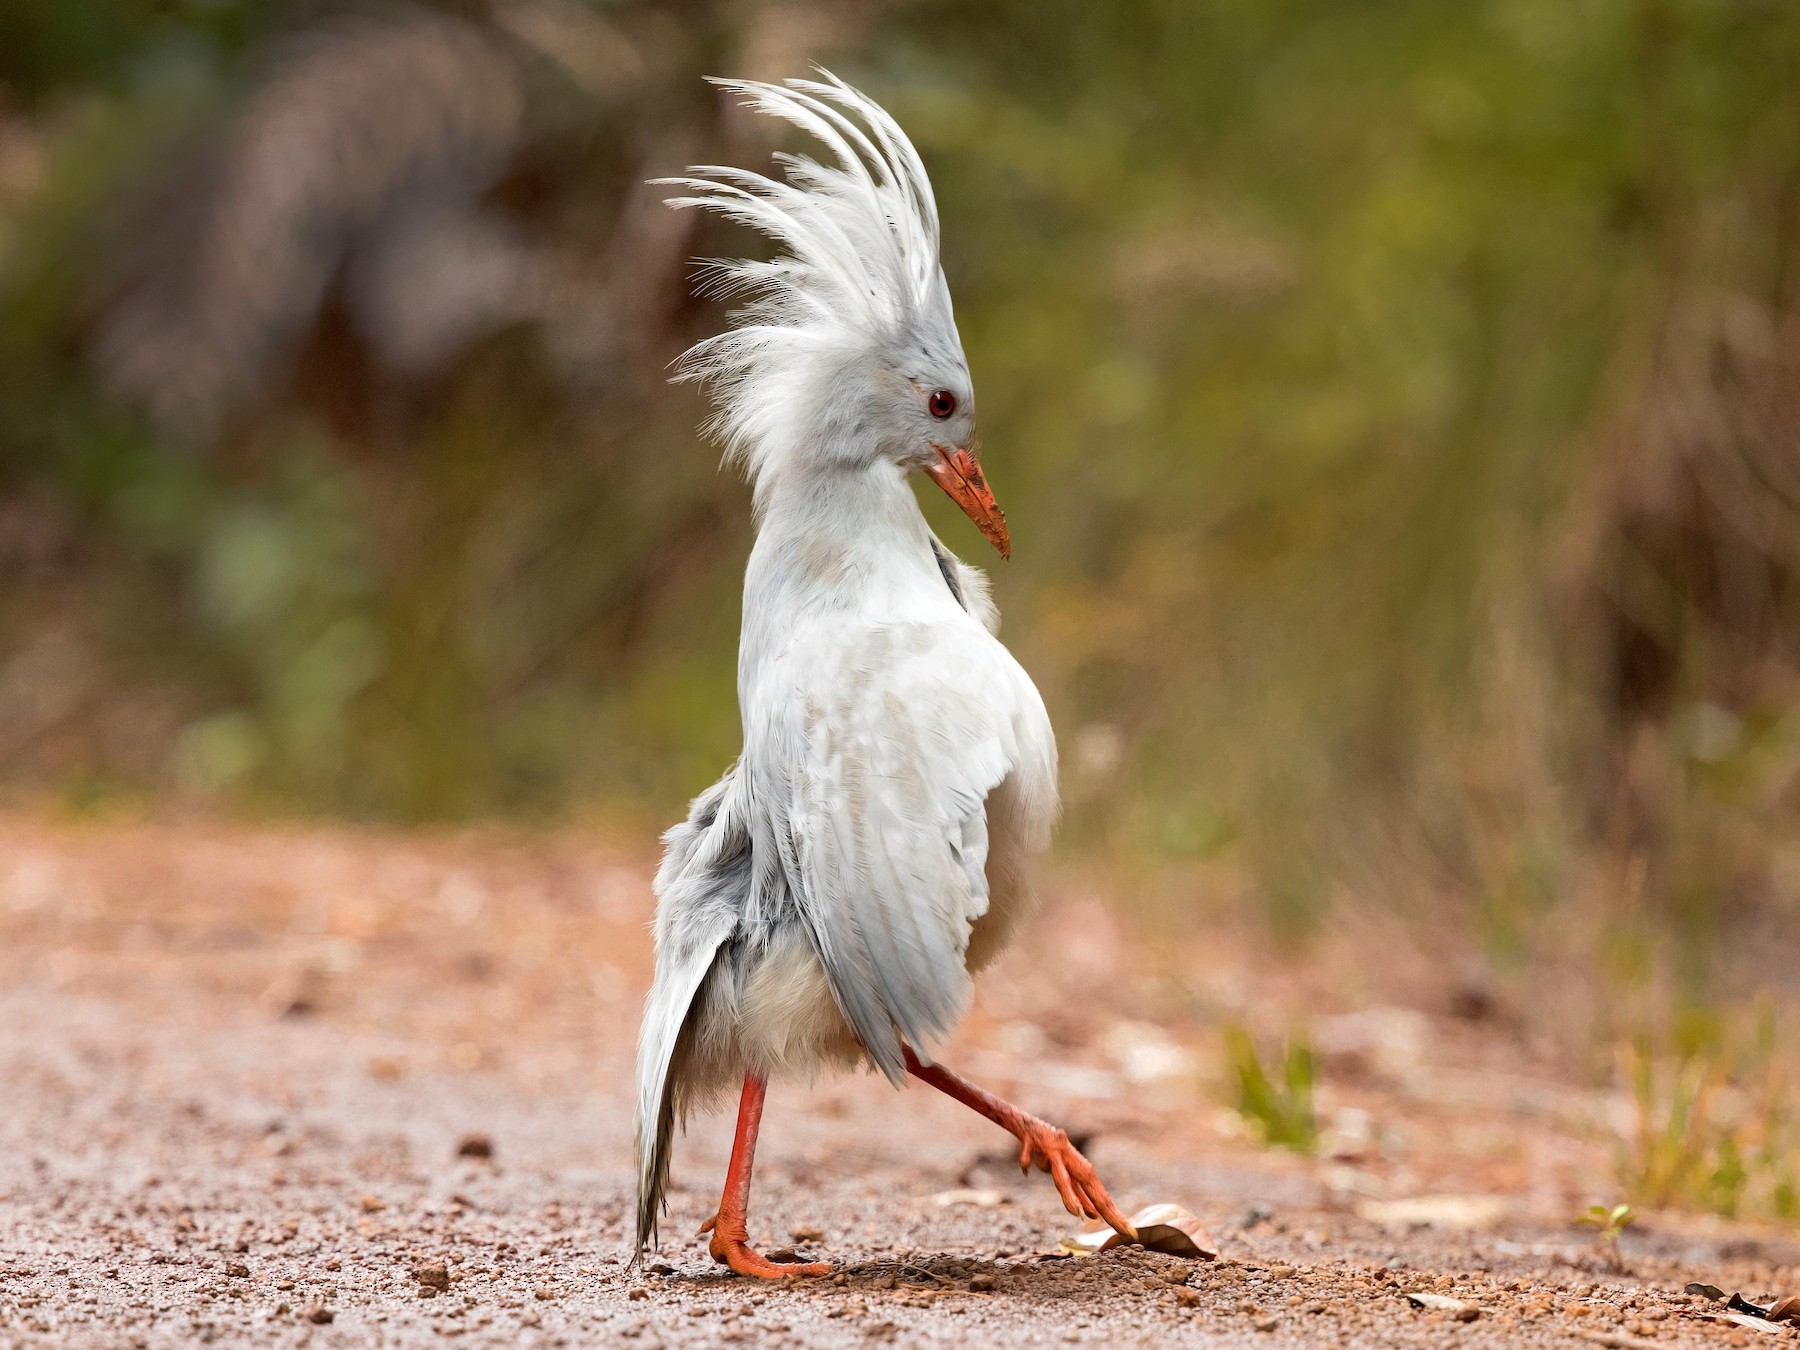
<box><xmin>928</xmin><ymin>389</ymin><xmax>957</xmax><ymax>419</ymax></box>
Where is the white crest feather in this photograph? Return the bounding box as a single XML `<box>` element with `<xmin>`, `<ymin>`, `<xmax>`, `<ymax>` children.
<box><xmin>658</xmin><ymin>72</ymin><xmax>957</xmax><ymax>485</ymax></box>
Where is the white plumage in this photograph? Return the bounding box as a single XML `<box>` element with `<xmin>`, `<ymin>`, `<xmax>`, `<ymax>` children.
<box><xmin>634</xmin><ymin>74</ymin><xmax>1125</xmax><ymax>1280</ymax></box>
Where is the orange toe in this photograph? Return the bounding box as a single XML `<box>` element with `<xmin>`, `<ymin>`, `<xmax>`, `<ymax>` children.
<box><xmin>707</xmin><ymin>1229</ymin><xmax>831</xmax><ymax>1279</ymax></box>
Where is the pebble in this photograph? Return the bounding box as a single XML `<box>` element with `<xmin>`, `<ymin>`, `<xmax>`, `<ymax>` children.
<box><xmin>968</xmin><ymin>1274</ymin><xmax>996</xmax><ymax>1293</ymax></box>
<box><xmin>456</xmin><ymin>1133</ymin><xmax>494</xmax><ymax>1160</ymax></box>
<box><xmin>304</xmin><ymin>1305</ymin><xmax>334</xmax><ymax>1324</ymax></box>
<box><xmin>415</xmin><ymin>1261</ymin><xmax>451</xmax><ymax>1291</ymax></box>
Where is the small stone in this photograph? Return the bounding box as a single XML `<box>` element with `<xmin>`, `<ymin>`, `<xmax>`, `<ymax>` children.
<box><xmin>1254</xmin><ymin>1316</ymin><xmax>1279</xmax><ymax>1332</ymax></box>
<box><xmin>534</xmin><ymin>1285</ymin><xmax>555</xmax><ymax>1301</ymax></box>
<box><xmin>224</xmin><ymin>1263</ymin><xmax>249</xmax><ymax>1279</ymax></box>
<box><xmin>304</xmin><ymin>1305</ymin><xmax>334</xmax><ymax>1325</ymax></box>
<box><xmin>415</xmin><ymin>1261</ymin><xmax>451</xmax><ymax>1291</ymax></box>
<box><xmin>456</xmin><ymin>1133</ymin><xmax>494</xmax><ymax>1160</ymax></box>
<box><xmin>275</xmin><ymin>1302</ymin><xmax>291</xmax><ymax>1316</ymax></box>
<box><xmin>791</xmin><ymin>1224</ymin><xmax>824</xmax><ymax>1242</ymax></box>
<box><xmin>968</xmin><ymin>1273</ymin><xmax>996</xmax><ymax>1293</ymax></box>
<box><xmin>1175</xmin><ymin>1287</ymin><xmax>1202</xmax><ymax>1308</ymax></box>
<box><xmin>359</xmin><ymin>1195</ymin><xmax>385</xmax><ymax>1213</ymax></box>
<box><xmin>275</xmin><ymin>1280</ymin><xmax>295</xmax><ymax>1292</ymax></box>
<box><xmin>767</xmin><ymin>1248</ymin><xmax>799</xmax><ymax>1263</ymax></box>
<box><xmin>627</xmin><ymin>1288</ymin><xmax>649</xmax><ymax>1302</ymax></box>
<box><xmin>323</xmin><ymin>1259</ymin><xmax>341</xmax><ymax>1272</ymax></box>
<box><xmin>1162</xmin><ymin>1264</ymin><xmax>1194</xmax><ymax>1285</ymax></box>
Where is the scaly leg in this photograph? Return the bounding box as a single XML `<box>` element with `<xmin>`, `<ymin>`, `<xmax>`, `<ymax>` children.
<box><xmin>904</xmin><ymin>1046</ymin><xmax>1136</xmax><ymax>1239</ymax></box>
<box><xmin>696</xmin><ymin>1074</ymin><xmax>832</xmax><ymax>1278</ymax></box>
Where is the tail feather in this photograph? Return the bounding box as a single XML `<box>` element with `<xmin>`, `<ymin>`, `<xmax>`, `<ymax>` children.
<box><xmin>633</xmin><ymin>768</ymin><xmax>750</xmax><ymax>1259</ymax></box>
<box><xmin>633</xmin><ymin>934</ymin><xmax>729</xmax><ymax>1256</ymax></box>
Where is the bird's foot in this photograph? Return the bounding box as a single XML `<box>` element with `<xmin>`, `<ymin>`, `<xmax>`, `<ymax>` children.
<box><xmin>696</xmin><ymin>1215</ymin><xmax>832</xmax><ymax>1279</ymax></box>
<box><xmin>1014</xmin><ymin>1120</ymin><xmax>1137</xmax><ymax>1240</ymax></box>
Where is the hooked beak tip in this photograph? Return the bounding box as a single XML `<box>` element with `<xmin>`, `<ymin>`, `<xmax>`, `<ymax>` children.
<box><xmin>926</xmin><ymin>444</ymin><xmax>1011</xmax><ymax>559</ymax></box>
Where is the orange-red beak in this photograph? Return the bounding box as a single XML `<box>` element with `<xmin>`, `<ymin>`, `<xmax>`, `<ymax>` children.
<box><xmin>925</xmin><ymin>444</ymin><xmax>1010</xmax><ymax>559</ymax></box>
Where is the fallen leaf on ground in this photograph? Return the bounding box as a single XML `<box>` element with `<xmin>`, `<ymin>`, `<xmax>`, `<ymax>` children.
<box><xmin>1685</xmin><ymin>1283</ymin><xmax>1786</xmax><ymax>1326</ymax></box>
<box><xmin>1767</xmin><ymin>1295</ymin><xmax>1800</xmax><ymax>1322</ymax></box>
<box><xmin>1405</xmin><ymin>1291</ymin><xmax>1479</xmax><ymax>1321</ymax></box>
<box><xmin>1059</xmin><ymin>1204</ymin><xmax>1217</xmax><ymax>1260</ymax></box>
<box><xmin>1720</xmin><ymin>1313</ymin><xmax>1787</xmax><ymax>1336</ymax></box>
<box><xmin>930</xmin><ymin>1189</ymin><xmax>1007</xmax><ymax>1209</ymax></box>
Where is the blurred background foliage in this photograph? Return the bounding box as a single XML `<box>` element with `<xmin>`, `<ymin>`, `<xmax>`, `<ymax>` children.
<box><xmin>3</xmin><ymin>0</ymin><xmax>1800</xmax><ymax>1005</ymax></box>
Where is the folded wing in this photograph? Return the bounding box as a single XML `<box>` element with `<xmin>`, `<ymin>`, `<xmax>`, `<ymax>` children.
<box><xmin>763</xmin><ymin>621</ymin><xmax>1046</xmax><ymax>1082</ymax></box>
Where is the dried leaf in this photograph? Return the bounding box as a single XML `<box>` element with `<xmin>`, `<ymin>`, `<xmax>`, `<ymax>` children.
<box><xmin>1684</xmin><ymin>1283</ymin><xmax>1726</xmax><ymax>1302</ymax></box>
<box><xmin>1766</xmin><ymin>1294</ymin><xmax>1800</xmax><ymax>1322</ymax></box>
<box><xmin>1406</xmin><ymin>1291</ymin><xmax>1479</xmax><ymax>1321</ymax></box>
<box><xmin>1060</xmin><ymin>1231</ymin><xmax>1106</xmax><ymax>1256</ymax></box>
<box><xmin>1729</xmin><ymin>1293</ymin><xmax>1777</xmax><ymax>1318</ymax></box>
<box><xmin>1059</xmin><ymin>1203</ymin><xmax>1218</xmax><ymax>1260</ymax></box>
<box><xmin>930</xmin><ymin>1189</ymin><xmax>1008</xmax><ymax>1209</ymax></box>
<box><xmin>1131</xmin><ymin>1204</ymin><xmax>1219</xmax><ymax>1259</ymax></box>
<box><xmin>1721</xmin><ymin>1313</ymin><xmax>1787</xmax><ymax>1336</ymax></box>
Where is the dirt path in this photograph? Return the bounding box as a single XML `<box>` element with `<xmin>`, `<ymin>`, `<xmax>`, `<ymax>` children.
<box><xmin>0</xmin><ymin>816</ymin><xmax>1792</xmax><ymax>1347</ymax></box>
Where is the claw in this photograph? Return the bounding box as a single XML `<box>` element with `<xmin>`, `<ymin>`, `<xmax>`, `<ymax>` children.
<box><xmin>1016</xmin><ymin>1120</ymin><xmax>1136</xmax><ymax>1241</ymax></box>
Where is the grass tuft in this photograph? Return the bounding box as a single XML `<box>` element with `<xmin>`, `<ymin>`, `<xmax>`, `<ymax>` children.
<box><xmin>1223</xmin><ymin>1023</ymin><xmax>1317</xmax><ymax>1152</ymax></box>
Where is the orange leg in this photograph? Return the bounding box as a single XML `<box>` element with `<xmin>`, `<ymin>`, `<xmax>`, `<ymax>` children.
<box><xmin>697</xmin><ymin>1075</ymin><xmax>832</xmax><ymax>1278</ymax></box>
<box><xmin>904</xmin><ymin>1046</ymin><xmax>1136</xmax><ymax>1239</ymax></box>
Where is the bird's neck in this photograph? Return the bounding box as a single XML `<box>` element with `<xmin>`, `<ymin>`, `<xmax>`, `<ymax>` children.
<box><xmin>740</xmin><ymin>458</ymin><xmax>948</xmax><ymax>667</ymax></box>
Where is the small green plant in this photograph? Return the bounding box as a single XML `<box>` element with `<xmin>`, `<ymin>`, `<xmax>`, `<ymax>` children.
<box><xmin>1575</xmin><ymin>1203</ymin><xmax>1635</xmax><ymax>1270</ymax></box>
<box><xmin>1223</xmin><ymin>1023</ymin><xmax>1317</xmax><ymax>1152</ymax></box>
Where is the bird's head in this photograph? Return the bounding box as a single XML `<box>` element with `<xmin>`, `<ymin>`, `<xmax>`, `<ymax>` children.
<box><xmin>660</xmin><ymin>73</ymin><xmax>1009</xmax><ymax>558</ymax></box>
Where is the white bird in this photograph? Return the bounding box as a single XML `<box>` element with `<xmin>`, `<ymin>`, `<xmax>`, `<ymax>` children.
<box><xmin>634</xmin><ymin>72</ymin><xmax>1133</xmax><ymax>1278</ymax></box>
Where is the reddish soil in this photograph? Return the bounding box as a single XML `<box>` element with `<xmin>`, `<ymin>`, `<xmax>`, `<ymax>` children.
<box><xmin>0</xmin><ymin>814</ymin><xmax>1793</xmax><ymax>1347</ymax></box>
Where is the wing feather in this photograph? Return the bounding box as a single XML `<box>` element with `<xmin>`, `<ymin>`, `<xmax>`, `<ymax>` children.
<box><xmin>769</xmin><ymin>622</ymin><xmax>1043</xmax><ymax>1082</ymax></box>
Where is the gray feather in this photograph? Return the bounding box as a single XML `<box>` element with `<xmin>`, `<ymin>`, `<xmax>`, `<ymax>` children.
<box><xmin>633</xmin><ymin>768</ymin><xmax>748</xmax><ymax>1257</ymax></box>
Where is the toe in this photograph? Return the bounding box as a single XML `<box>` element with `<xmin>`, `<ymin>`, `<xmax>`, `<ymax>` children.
<box><xmin>717</xmin><ymin>1239</ymin><xmax>832</xmax><ymax>1280</ymax></box>
<box><xmin>1045</xmin><ymin>1151</ymin><xmax>1088</xmax><ymax>1219</ymax></box>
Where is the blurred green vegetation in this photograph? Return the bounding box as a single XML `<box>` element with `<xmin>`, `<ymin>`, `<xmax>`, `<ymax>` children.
<box><xmin>1223</xmin><ymin>1023</ymin><xmax>1317</xmax><ymax>1152</ymax></box>
<box><xmin>3</xmin><ymin>0</ymin><xmax>1800</xmax><ymax>1012</ymax></box>
<box><xmin>1616</xmin><ymin>1003</ymin><xmax>1800</xmax><ymax>1219</ymax></box>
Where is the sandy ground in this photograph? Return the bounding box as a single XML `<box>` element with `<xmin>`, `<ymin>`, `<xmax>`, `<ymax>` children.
<box><xmin>1</xmin><ymin>815</ymin><xmax>1796</xmax><ymax>1348</ymax></box>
